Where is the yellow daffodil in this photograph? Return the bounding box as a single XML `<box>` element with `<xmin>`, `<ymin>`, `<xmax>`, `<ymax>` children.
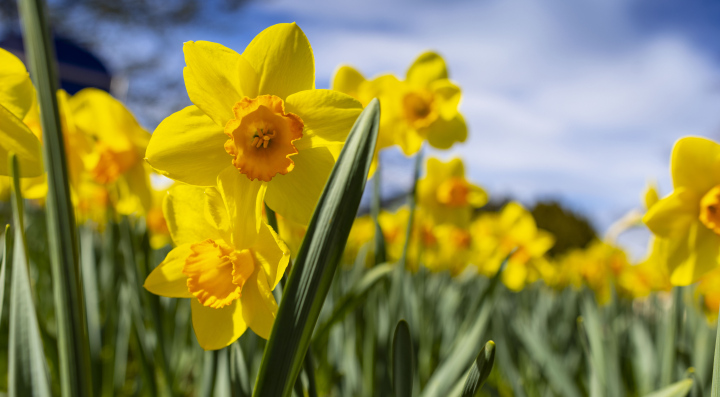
<box><xmin>472</xmin><ymin>202</ymin><xmax>554</xmax><ymax>291</ymax></box>
<box><xmin>558</xmin><ymin>241</ymin><xmax>628</xmax><ymax>304</ymax></box>
<box><xmin>333</xmin><ymin>51</ymin><xmax>466</xmax><ymax>155</ymax></box>
<box><xmin>144</xmin><ymin>183</ymin><xmax>290</xmax><ymax>350</ymax></box>
<box><xmin>417</xmin><ymin>157</ymin><xmax>487</xmax><ymax>227</ymax></box>
<box><xmin>70</xmin><ymin>88</ymin><xmax>152</xmax><ymax>216</ymax></box>
<box><xmin>275</xmin><ymin>212</ymin><xmax>307</xmax><ymax>259</ymax></box>
<box><xmin>147</xmin><ymin>183</ymin><xmax>172</xmax><ymax>249</ymax></box>
<box><xmin>643</xmin><ymin>137</ymin><xmax>720</xmax><ymax>285</ymax></box>
<box><xmin>146</xmin><ymin>23</ymin><xmax>363</xmax><ymax>226</ymax></box>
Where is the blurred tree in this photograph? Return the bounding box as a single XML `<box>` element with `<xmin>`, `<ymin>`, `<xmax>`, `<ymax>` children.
<box><xmin>530</xmin><ymin>200</ymin><xmax>596</xmax><ymax>257</ymax></box>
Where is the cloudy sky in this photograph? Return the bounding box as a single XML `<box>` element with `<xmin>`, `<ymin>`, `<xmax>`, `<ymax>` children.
<box><xmin>100</xmin><ymin>0</ymin><xmax>720</xmax><ymax>254</ymax></box>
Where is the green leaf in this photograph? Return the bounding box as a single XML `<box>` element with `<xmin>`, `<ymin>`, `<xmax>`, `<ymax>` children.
<box><xmin>230</xmin><ymin>342</ymin><xmax>251</xmax><ymax>397</ymax></box>
<box><xmin>392</xmin><ymin>320</ymin><xmax>414</xmax><ymax>397</ymax></box>
<box><xmin>645</xmin><ymin>378</ymin><xmax>693</xmax><ymax>397</ymax></box>
<box><xmin>0</xmin><ymin>224</ymin><xmax>12</xmax><ymax>325</ymax></box>
<box><xmin>252</xmin><ymin>99</ymin><xmax>380</xmax><ymax>397</ymax></box>
<box><xmin>17</xmin><ymin>0</ymin><xmax>92</xmax><ymax>396</ymax></box>
<box><xmin>313</xmin><ymin>263</ymin><xmax>393</xmax><ymax>342</ymax></box>
<box><xmin>660</xmin><ymin>287</ymin><xmax>682</xmax><ymax>388</ymax></box>
<box><xmin>7</xmin><ymin>154</ymin><xmax>51</xmax><ymax>396</ymax></box>
<box><xmin>421</xmin><ymin>301</ymin><xmax>493</xmax><ymax>397</ymax></box>
<box><xmin>461</xmin><ymin>341</ymin><xmax>496</xmax><ymax>397</ymax></box>
<box><xmin>712</xmin><ymin>304</ymin><xmax>720</xmax><ymax>397</ymax></box>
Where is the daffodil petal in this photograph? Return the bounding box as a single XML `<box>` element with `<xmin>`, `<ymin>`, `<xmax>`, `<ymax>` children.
<box><xmin>241</xmin><ymin>23</ymin><xmax>314</xmax><ymax>100</ymax></box>
<box><xmin>217</xmin><ymin>167</ymin><xmax>266</xmax><ymax>249</ymax></box>
<box><xmin>183</xmin><ymin>41</ymin><xmax>258</xmax><ymax>127</ymax></box>
<box><xmin>331</xmin><ymin>65</ymin><xmax>366</xmax><ymax>98</ymax></box>
<box><xmin>0</xmin><ymin>48</ymin><xmax>34</xmax><ymax>119</ymax></box>
<box><xmin>0</xmin><ymin>103</ymin><xmax>43</xmax><ymax>177</ymax></box>
<box><xmin>253</xmin><ymin>223</ymin><xmax>290</xmax><ymax>289</ymax></box>
<box><xmin>144</xmin><ymin>244</ymin><xmax>193</xmax><ymax>298</ymax></box>
<box><xmin>191</xmin><ymin>298</ymin><xmax>247</xmax><ymax>350</ymax></box>
<box><xmin>643</xmin><ymin>188</ymin><xmax>699</xmax><ymax>238</ymax></box>
<box><xmin>671</xmin><ymin>136</ymin><xmax>720</xmax><ymax>194</ymax></box>
<box><xmin>265</xmin><ymin>146</ymin><xmax>335</xmax><ymax>225</ymax></box>
<box><xmin>164</xmin><ymin>184</ymin><xmax>225</xmax><ymax>246</ymax></box>
<box><xmin>20</xmin><ymin>174</ymin><xmax>47</xmax><ymax>200</ymax></box>
<box><xmin>395</xmin><ymin>128</ymin><xmax>424</xmax><ymax>156</ymax></box>
<box><xmin>241</xmin><ymin>270</ymin><xmax>278</xmax><ymax>339</ymax></box>
<box><xmin>431</xmin><ymin>79</ymin><xmax>461</xmax><ymax>119</ymax></box>
<box><xmin>286</xmin><ymin>89</ymin><xmax>362</xmax><ymax>149</ymax></box>
<box><xmin>115</xmin><ymin>161</ymin><xmax>152</xmax><ymax>215</ymax></box>
<box><xmin>146</xmin><ymin>105</ymin><xmax>229</xmax><ymax>186</ymax></box>
<box><xmin>406</xmin><ymin>51</ymin><xmax>448</xmax><ymax>87</ymax></box>
<box><xmin>668</xmin><ymin>223</ymin><xmax>720</xmax><ymax>286</ymax></box>
<box><xmin>70</xmin><ymin>88</ymin><xmax>148</xmax><ymax>151</ymax></box>
<box><xmin>425</xmin><ymin>114</ymin><xmax>467</xmax><ymax>150</ymax></box>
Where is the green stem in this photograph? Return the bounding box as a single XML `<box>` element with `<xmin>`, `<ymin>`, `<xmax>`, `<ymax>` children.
<box><xmin>17</xmin><ymin>0</ymin><xmax>92</xmax><ymax>396</ymax></box>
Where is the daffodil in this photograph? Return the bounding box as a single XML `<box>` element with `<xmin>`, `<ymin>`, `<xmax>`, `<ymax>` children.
<box><xmin>696</xmin><ymin>267</ymin><xmax>720</xmax><ymax>322</ymax></box>
<box><xmin>145</xmin><ymin>23</ymin><xmax>363</xmax><ymax>226</ymax></box>
<box><xmin>417</xmin><ymin>157</ymin><xmax>487</xmax><ymax>227</ymax></box>
<box><xmin>144</xmin><ymin>183</ymin><xmax>290</xmax><ymax>350</ymax></box>
<box><xmin>275</xmin><ymin>212</ymin><xmax>307</xmax><ymax>259</ymax></box>
<box><xmin>70</xmin><ymin>88</ymin><xmax>152</xmax><ymax>216</ymax></box>
<box><xmin>643</xmin><ymin>137</ymin><xmax>720</xmax><ymax>285</ymax></box>
<box><xmin>333</xmin><ymin>51</ymin><xmax>467</xmax><ymax>155</ymax></box>
<box><xmin>472</xmin><ymin>202</ymin><xmax>554</xmax><ymax>291</ymax></box>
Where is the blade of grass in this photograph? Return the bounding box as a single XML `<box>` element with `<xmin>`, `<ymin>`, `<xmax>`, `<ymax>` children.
<box><xmin>7</xmin><ymin>154</ymin><xmax>51</xmax><ymax>396</ymax></box>
<box><xmin>17</xmin><ymin>0</ymin><xmax>92</xmax><ymax>395</ymax></box>
<box><xmin>252</xmin><ymin>99</ymin><xmax>380</xmax><ymax>397</ymax></box>
<box><xmin>392</xmin><ymin>320</ymin><xmax>414</xmax><ymax>397</ymax></box>
<box><xmin>461</xmin><ymin>341</ymin><xmax>496</xmax><ymax>397</ymax></box>
<box><xmin>711</xmin><ymin>305</ymin><xmax>720</xmax><ymax>397</ymax></box>
<box><xmin>313</xmin><ymin>263</ymin><xmax>392</xmax><ymax>342</ymax></box>
<box><xmin>0</xmin><ymin>224</ymin><xmax>12</xmax><ymax>325</ymax></box>
<box><xmin>647</xmin><ymin>378</ymin><xmax>694</xmax><ymax>397</ymax></box>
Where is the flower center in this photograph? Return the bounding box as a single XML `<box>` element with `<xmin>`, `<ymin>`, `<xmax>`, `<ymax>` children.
<box><xmin>224</xmin><ymin>95</ymin><xmax>304</xmax><ymax>182</ymax></box>
<box><xmin>403</xmin><ymin>90</ymin><xmax>438</xmax><ymax>129</ymax></box>
<box><xmin>700</xmin><ymin>185</ymin><xmax>720</xmax><ymax>234</ymax></box>
<box><xmin>182</xmin><ymin>239</ymin><xmax>254</xmax><ymax>309</ymax></box>
<box><xmin>91</xmin><ymin>142</ymin><xmax>138</xmax><ymax>184</ymax></box>
<box><xmin>436</xmin><ymin>177</ymin><xmax>469</xmax><ymax>207</ymax></box>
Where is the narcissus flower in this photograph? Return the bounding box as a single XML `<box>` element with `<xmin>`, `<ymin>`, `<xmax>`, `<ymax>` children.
<box><xmin>417</xmin><ymin>157</ymin><xmax>487</xmax><ymax>227</ymax></box>
<box><xmin>643</xmin><ymin>137</ymin><xmax>720</xmax><ymax>285</ymax></box>
<box><xmin>144</xmin><ymin>183</ymin><xmax>290</xmax><ymax>350</ymax></box>
<box><xmin>146</xmin><ymin>23</ymin><xmax>362</xmax><ymax>225</ymax></box>
<box><xmin>70</xmin><ymin>88</ymin><xmax>152</xmax><ymax>216</ymax></box>
<box><xmin>333</xmin><ymin>51</ymin><xmax>466</xmax><ymax>155</ymax></box>
<box><xmin>472</xmin><ymin>202</ymin><xmax>554</xmax><ymax>291</ymax></box>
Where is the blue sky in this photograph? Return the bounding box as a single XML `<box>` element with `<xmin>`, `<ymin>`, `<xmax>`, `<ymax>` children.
<box><xmin>96</xmin><ymin>0</ymin><xmax>720</xmax><ymax>255</ymax></box>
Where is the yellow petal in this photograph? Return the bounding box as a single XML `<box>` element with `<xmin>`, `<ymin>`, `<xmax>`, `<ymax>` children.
<box><xmin>425</xmin><ymin>113</ymin><xmax>467</xmax><ymax>150</ymax></box>
<box><xmin>144</xmin><ymin>244</ymin><xmax>193</xmax><ymax>298</ymax></box>
<box><xmin>502</xmin><ymin>259</ymin><xmax>528</xmax><ymax>292</ymax></box>
<box><xmin>406</xmin><ymin>51</ymin><xmax>448</xmax><ymax>87</ymax></box>
<box><xmin>191</xmin><ymin>298</ymin><xmax>247</xmax><ymax>350</ymax></box>
<box><xmin>146</xmin><ymin>105</ymin><xmax>229</xmax><ymax>186</ymax></box>
<box><xmin>286</xmin><ymin>89</ymin><xmax>362</xmax><ymax>150</ymax></box>
<box><xmin>671</xmin><ymin>136</ymin><xmax>720</xmax><ymax>194</ymax></box>
<box><xmin>253</xmin><ymin>223</ymin><xmax>291</xmax><ymax>289</ymax></box>
<box><xmin>183</xmin><ymin>41</ymin><xmax>258</xmax><ymax>127</ymax></box>
<box><xmin>643</xmin><ymin>187</ymin><xmax>699</xmax><ymax>238</ymax></box>
<box><xmin>669</xmin><ymin>223</ymin><xmax>720</xmax><ymax>286</ymax></box>
<box><xmin>241</xmin><ymin>23</ymin><xmax>314</xmax><ymax>100</ymax></box>
<box><xmin>217</xmin><ymin>167</ymin><xmax>267</xmax><ymax>249</ymax></box>
<box><xmin>20</xmin><ymin>174</ymin><xmax>47</xmax><ymax>199</ymax></box>
<box><xmin>0</xmin><ymin>48</ymin><xmax>34</xmax><ymax>120</ymax></box>
<box><xmin>163</xmin><ymin>184</ymin><xmax>227</xmax><ymax>246</ymax></box>
<box><xmin>331</xmin><ymin>65</ymin><xmax>366</xmax><ymax>99</ymax></box>
<box><xmin>264</xmin><ymin>146</ymin><xmax>335</xmax><ymax>225</ymax></box>
<box><xmin>115</xmin><ymin>161</ymin><xmax>152</xmax><ymax>215</ymax></box>
<box><xmin>431</xmin><ymin>79</ymin><xmax>461</xmax><ymax>120</ymax></box>
<box><xmin>241</xmin><ymin>270</ymin><xmax>278</xmax><ymax>339</ymax></box>
<box><xmin>0</xmin><ymin>103</ymin><xmax>43</xmax><ymax>177</ymax></box>
<box><xmin>70</xmin><ymin>88</ymin><xmax>149</xmax><ymax>151</ymax></box>
<box><xmin>395</xmin><ymin>128</ymin><xmax>425</xmax><ymax>156</ymax></box>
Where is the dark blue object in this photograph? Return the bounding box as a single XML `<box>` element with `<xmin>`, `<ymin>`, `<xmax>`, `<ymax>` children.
<box><xmin>0</xmin><ymin>32</ymin><xmax>112</xmax><ymax>94</ymax></box>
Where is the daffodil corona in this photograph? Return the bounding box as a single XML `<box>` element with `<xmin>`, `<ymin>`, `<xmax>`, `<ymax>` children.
<box><xmin>146</xmin><ymin>23</ymin><xmax>362</xmax><ymax>225</ymax></box>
